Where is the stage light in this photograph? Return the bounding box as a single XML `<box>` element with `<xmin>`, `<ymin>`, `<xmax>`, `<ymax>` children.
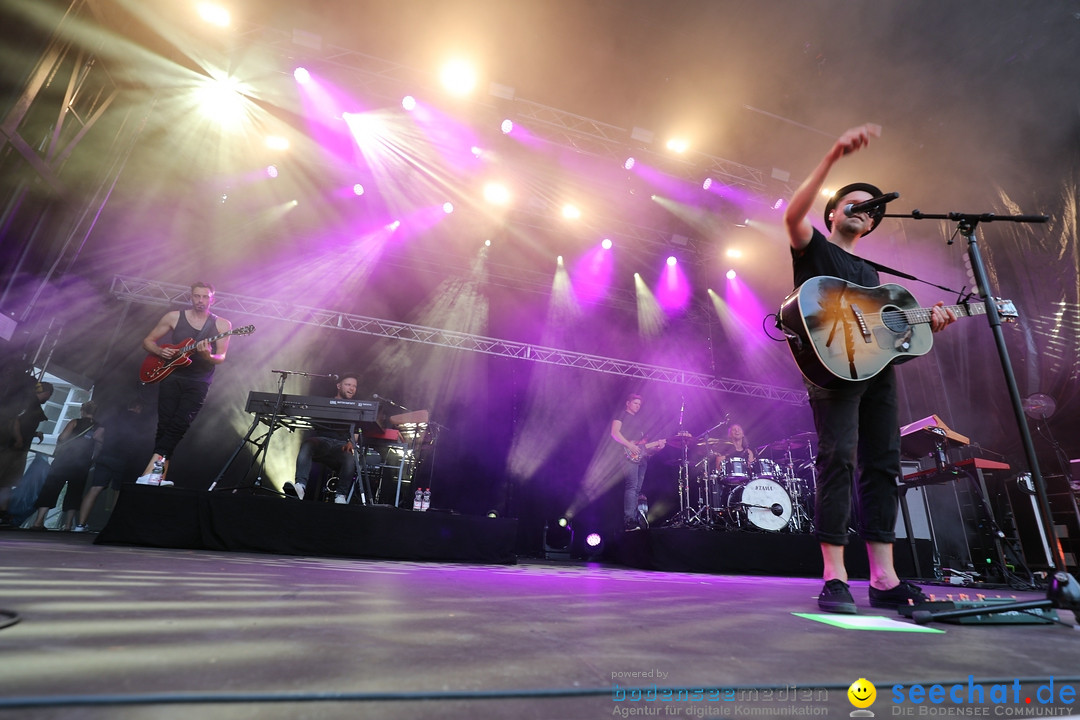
<box><xmin>482</xmin><ymin>182</ymin><xmax>511</xmax><ymax>206</ymax></box>
<box><xmin>402</xmin><ymin>95</ymin><xmax>416</xmax><ymax>111</ymax></box>
<box><xmin>470</xmin><ymin>146</ymin><xmax>483</xmax><ymax>158</ymax></box>
<box><xmin>486</xmin><ymin>509</ymin><xmax>499</xmax><ymax>518</ymax></box>
<box><xmin>484</xmin><ymin>239</ymin><xmax>491</xmax><ymax>247</ymax></box>
<box><xmin>265</xmin><ymin>165</ymin><xmax>278</xmax><ymax>178</ymax></box>
<box><xmin>196</xmin><ymin>3</ymin><xmax>230</xmax><ymax>27</ymax></box>
<box><xmin>773</xmin><ymin>198</ymin><xmax>785</xmax><ymax>210</ymax></box>
<box><xmin>561</xmin><ymin>204</ymin><xmax>581</xmax><ymax>220</ymax></box>
<box><xmin>666</xmin><ymin>256</ymin><xmax>678</xmax><ymax>267</ymax></box>
<box><xmin>388</xmin><ymin>220</ymin><xmax>401</xmax><ymax>231</ymax></box>
<box><xmin>352</xmin><ymin>184</ymin><xmax>365</xmax><ymax>196</ymax></box>
<box><xmin>702</xmin><ymin>177</ymin><xmax>713</xmax><ymax>190</ymax></box>
<box><xmin>601</xmin><ymin>238</ymin><xmax>612</xmax><ymax>250</ymax></box>
<box><xmin>666</xmin><ymin>137</ymin><xmax>689</xmax><ymax>154</ymax></box>
<box><xmin>543</xmin><ymin>518</ymin><xmax>573</xmax><ymax>559</ymax></box>
<box><xmin>293</xmin><ymin>67</ymin><xmax>311</xmax><ymax>85</ymax></box>
<box><xmin>725</xmin><ymin>248</ymin><xmax>743</xmax><ymax>259</ymax></box>
<box><xmin>194</xmin><ymin>73</ymin><xmax>248</xmax><ymax>127</ymax></box>
<box><xmin>500</xmin><ymin>118</ymin><xmax>514</xmax><ymax>134</ymax></box>
<box><xmin>584</xmin><ymin>532</ymin><xmax>605</xmax><ymax>561</ymax></box>
<box><xmin>442</xmin><ymin>202</ymin><xmax>454</xmax><ymax>214</ymax></box>
<box><xmin>265</xmin><ymin>136</ymin><xmax>289</xmax><ymax>151</ymax></box>
<box><xmin>735</xmin><ymin>218</ymin><xmax>750</xmax><ymax>227</ymax></box>
<box><xmin>440</xmin><ymin>59</ymin><xmax>478</xmax><ymax>96</ymax></box>
<box><xmin>623</xmin><ymin>156</ymin><xmax>636</xmax><ymax>170</ymax></box>
<box><xmin>726</xmin><ymin>269</ymin><xmax>737</xmax><ymax>280</ymax></box>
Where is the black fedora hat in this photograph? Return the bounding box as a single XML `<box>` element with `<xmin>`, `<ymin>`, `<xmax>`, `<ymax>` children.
<box><xmin>824</xmin><ymin>182</ymin><xmax>884</xmax><ymax>234</ymax></box>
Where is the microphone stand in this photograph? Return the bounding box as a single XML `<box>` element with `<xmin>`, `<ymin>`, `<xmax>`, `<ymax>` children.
<box><xmin>894</xmin><ymin>209</ymin><xmax>1079</xmax><ymax>625</ymax></box>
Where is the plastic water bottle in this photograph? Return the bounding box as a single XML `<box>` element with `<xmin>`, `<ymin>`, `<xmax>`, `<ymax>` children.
<box><xmin>421</xmin><ymin>488</ymin><xmax>431</xmax><ymax>512</ymax></box>
<box><xmin>413</xmin><ymin>488</ymin><xmax>423</xmax><ymax>511</ymax></box>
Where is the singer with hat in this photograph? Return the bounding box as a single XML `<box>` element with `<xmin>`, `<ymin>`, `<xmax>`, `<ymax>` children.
<box><xmin>284</xmin><ymin>373</ymin><xmax>360</xmax><ymax>504</ymax></box>
<box><xmin>782</xmin><ymin>124</ymin><xmax>956</xmax><ymax>614</ymax></box>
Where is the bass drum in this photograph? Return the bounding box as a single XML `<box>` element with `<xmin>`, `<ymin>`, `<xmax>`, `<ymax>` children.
<box><xmin>727</xmin><ymin>478</ymin><xmax>793</xmax><ymax>531</ymax></box>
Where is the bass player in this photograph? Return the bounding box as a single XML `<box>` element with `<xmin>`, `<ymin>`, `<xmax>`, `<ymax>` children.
<box><xmin>611</xmin><ymin>393</ymin><xmax>665</xmax><ymax>531</ymax></box>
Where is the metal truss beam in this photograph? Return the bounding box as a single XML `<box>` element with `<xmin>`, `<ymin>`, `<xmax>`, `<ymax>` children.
<box><xmin>111</xmin><ymin>276</ymin><xmax>805</xmax><ymax>405</ymax></box>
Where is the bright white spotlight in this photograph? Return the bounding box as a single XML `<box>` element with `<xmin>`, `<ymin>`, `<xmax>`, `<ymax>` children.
<box><xmin>194</xmin><ymin>73</ymin><xmax>248</xmax><ymax>128</ymax></box>
<box><xmin>388</xmin><ymin>220</ymin><xmax>401</xmax><ymax>231</ymax></box>
<box><xmin>585</xmin><ymin>532</ymin><xmax>602</xmax><ymax>548</ymax></box>
<box><xmin>623</xmin><ymin>156</ymin><xmax>636</xmax><ymax>170</ymax></box>
<box><xmin>440</xmin><ymin>59</ymin><xmax>478</xmax><ymax>96</ymax></box>
<box><xmin>196</xmin><ymin>3</ymin><xmax>230</xmax><ymax>27</ymax></box>
<box><xmin>666</xmin><ymin>137</ymin><xmax>689</xmax><ymax>154</ymax></box>
<box><xmin>265</xmin><ymin>136</ymin><xmax>290</xmax><ymax>151</ymax></box>
<box><xmin>265</xmin><ymin>165</ymin><xmax>278</xmax><ymax>178</ymax></box>
<box><xmin>726</xmin><ymin>269</ymin><xmax>737</xmax><ymax>280</ymax></box>
<box><xmin>401</xmin><ymin>95</ymin><xmax>416</xmax><ymax>111</ymax></box>
<box><xmin>601</xmin><ymin>238</ymin><xmax>612</xmax><ymax>250</ymax></box>
<box><xmin>442</xmin><ymin>202</ymin><xmax>454</xmax><ymax>214</ymax></box>
<box><xmin>773</xmin><ymin>198</ymin><xmax>785</xmax><ymax>210</ymax></box>
<box><xmin>483</xmin><ymin>182</ymin><xmax>511</xmax><ymax>206</ymax></box>
<box><xmin>484</xmin><ymin>239</ymin><xmax>492</xmax><ymax>247</ymax></box>
<box><xmin>470</xmin><ymin>146</ymin><xmax>484</xmax><ymax>158</ymax></box>
<box><xmin>666</xmin><ymin>256</ymin><xmax>678</xmax><ymax>267</ymax></box>
<box><xmin>500</xmin><ymin>118</ymin><xmax>514</xmax><ymax>134</ymax></box>
<box><xmin>561</xmin><ymin>204</ymin><xmax>581</xmax><ymax>220</ymax></box>
<box><xmin>725</xmin><ymin>248</ymin><xmax>743</xmax><ymax>259</ymax></box>
<box><xmin>702</xmin><ymin>177</ymin><xmax>713</xmax><ymax>190</ymax></box>
<box><xmin>293</xmin><ymin>67</ymin><xmax>311</xmax><ymax>85</ymax></box>
<box><xmin>352</xmin><ymin>184</ymin><xmax>365</xmax><ymax>196</ymax></box>
<box><xmin>556</xmin><ymin>255</ymin><xmax>564</xmax><ymax>265</ymax></box>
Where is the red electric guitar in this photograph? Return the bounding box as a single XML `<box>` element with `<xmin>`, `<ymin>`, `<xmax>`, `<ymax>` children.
<box><xmin>139</xmin><ymin>324</ymin><xmax>255</xmax><ymax>384</ymax></box>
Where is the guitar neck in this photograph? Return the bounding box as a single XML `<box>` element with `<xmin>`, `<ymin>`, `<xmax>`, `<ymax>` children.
<box><xmin>904</xmin><ymin>301</ymin><xmax>986</xmax><ymax>325</ymax></box>
<box><xmin>179</xmin><ymin>329</ymin><xmax>230</xmax><ymax>354</ymax></box>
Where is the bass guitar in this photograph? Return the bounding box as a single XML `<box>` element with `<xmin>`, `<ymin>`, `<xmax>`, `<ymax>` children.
<box><xmin>625</xmin><ymin>438</ymin><xmax>666</xmax><ymax>464</ymax></box>
<box><xmin>139</xmin><ymin>324</ymin><xmax>256</xmax><ymax>384</ymax></box>
<box><xmin>778</xmin><ymin>276</ymin><xmax>1016</xmax><ymax>388</ymax></box>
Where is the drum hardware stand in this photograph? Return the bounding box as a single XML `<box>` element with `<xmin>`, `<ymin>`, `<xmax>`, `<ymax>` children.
<box><xmin>885</xmin><ymin>208</ymin><xmax>1080</xmax><ymax>626</ymax></box>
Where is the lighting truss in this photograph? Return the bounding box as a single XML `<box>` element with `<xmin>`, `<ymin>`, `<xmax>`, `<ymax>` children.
<box><xmin>111</xmin><ymin>276</ymin><xmax>805</xmax><ymax>405</ymax></box>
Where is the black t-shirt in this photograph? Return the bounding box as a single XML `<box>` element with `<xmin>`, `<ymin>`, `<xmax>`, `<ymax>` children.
<box><xmin>792</xmin><ymin>227</ymin><xmax>880</xmax><ymax>288</ymax></box>
<box><xmin>615</xmin><ymin>410</ymin><xmax>647</xmax><ymax>446</ymax></box>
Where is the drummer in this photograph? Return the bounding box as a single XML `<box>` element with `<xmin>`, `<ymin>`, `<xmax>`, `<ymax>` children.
<box><xmin>715</xmin><ymin>424</ymin><xmax>755</xmax><ymax>471</ymax></box>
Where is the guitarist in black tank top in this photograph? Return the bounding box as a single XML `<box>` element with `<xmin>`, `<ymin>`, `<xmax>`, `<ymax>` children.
<box><xmin>783</xmin><ymin>125</ymin><xmax>956</xmax><ymax>614</ymax></box>
<box><xmin>136</xmin><ymin>281</ymin><xmax>232</xmax><ymax>486</ymax></box>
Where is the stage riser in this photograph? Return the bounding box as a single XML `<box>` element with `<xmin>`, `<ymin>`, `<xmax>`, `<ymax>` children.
<box><xmin>96</xmin><ymin>485</ymin><xmax>518</xmax><ymax>565</ymax></box>
<box><xmin>614</xmin><ymin>528</ymin><xmax>933</xmax><ymax>579</ymax></box>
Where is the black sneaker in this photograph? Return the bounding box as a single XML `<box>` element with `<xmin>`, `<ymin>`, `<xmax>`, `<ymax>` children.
<box><xmin>869</xmin><ymin>581</ymin><xmax>927</xmax><ymax>609</ymax></box>
<box><xmin>818</xmin><ymin>579</ymin><xmax>857</xmax><ymax>614</ymax></box>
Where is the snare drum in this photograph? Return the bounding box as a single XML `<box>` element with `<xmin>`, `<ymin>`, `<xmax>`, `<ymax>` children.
<box><xmin>726</xmin><ymin>478</ymin><xmax>793</xmax><ymax>531</ymax></box>
<box><xmin>719</xmin><ymin>457</ymin><xmax>749</xmax><ymax>483</ymax></box>
<box><xmin>751</xmin><ymin>459</ymin><xmax>781</xmax><ymax>479</ymax></box>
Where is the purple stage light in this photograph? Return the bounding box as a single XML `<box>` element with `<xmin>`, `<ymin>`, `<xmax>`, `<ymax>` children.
<box><xmin>443</xmin><ymin>202</ymin><xmax>454</xmax><ymax>214</ymax></box>
<box><xmin>585</xmin><ymin>532</ymin><xmax>602</xmax><ymax>547</ymax></box>
<box><xmin>726</xmin><ymin>269</ymin><xmax>737</xmax><ymax>280</ymax></box>
<box><xmin>702</xmin><ymin>177</ymin><xmax>713</xmax><ymax>190</ymax></box>
<box><xmin>500</xmin><ymin>118</ymin><xmax>514</xmax><ymax>134</ymax></box>
<box><xmin>623</xmin><ymin>157</ymin><xmax>636</xmax><ymax>170</ymax></box>
<box><xmin>656</xmin><ymin>260</ymin><xmax>691</xmax><ymax>311</ymax></box>
<box><xmin>402</xmin><ymin>95</ymin><xmax>416</xmax><ymax>111</ymax></box>
<box><xmin>666</xmin><ymin>256</ymin><xmax>677</xmax><ymax>266</ymax></box>
<box><xmin>601</xmin><ymin>238</ymin><xmax>612</xmax><ymax>250</ymax></box>
<box><xmin>353</xmin><ymin>184</ymin><xmax>365</xmax><ymax>196</ymax></box>
<box><xmin>266</xmin><ymin>165</ymin><xmax>278</xmax><ymax>178</ymax></box>
<box><xmin>293</xmin><ymin>67</ymin><xmax>311</xmax><ymax>85</ymax></box>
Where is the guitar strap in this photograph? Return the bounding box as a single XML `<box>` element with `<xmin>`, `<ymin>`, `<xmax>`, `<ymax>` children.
<box><xmin>862</xmin><ymin>259</ymin><xmax>967</xmax><ymax>298</ymax></box>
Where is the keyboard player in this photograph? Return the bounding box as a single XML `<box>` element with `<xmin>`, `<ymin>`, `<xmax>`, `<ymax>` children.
<box><xmin>283</xmin><ymin>373</ymin><xmax>360</xmax><ymax>504</ymax></box>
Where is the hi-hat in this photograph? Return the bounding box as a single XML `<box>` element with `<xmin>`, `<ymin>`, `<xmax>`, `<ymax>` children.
<box><xmin>696</xmin><ymin>438</ymin><xmax>732</xmax><ymax>447</ymax></box>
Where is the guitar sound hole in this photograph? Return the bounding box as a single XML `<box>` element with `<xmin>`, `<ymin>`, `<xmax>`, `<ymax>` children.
<box><xmin>881</xmin><ymin>305</ymin><xmax>909</xmax><ymax>333</ymax></box>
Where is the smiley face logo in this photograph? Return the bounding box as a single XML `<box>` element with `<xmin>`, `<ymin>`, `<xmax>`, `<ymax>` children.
<box><xmin>848</xmin><ymin>678</ymin><xmax>876</xmax><ymax>709</ymax></box>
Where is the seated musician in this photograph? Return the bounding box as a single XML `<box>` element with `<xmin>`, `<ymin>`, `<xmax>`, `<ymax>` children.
<box><xmin>716</xmin><ymin>423</ymin><xmax>755</xmax><ymax>471</ymax></box>
<box><xmin>283</xmin><ymin>373</ymin><xmax>360</xmax><ymax>504</ymax></box>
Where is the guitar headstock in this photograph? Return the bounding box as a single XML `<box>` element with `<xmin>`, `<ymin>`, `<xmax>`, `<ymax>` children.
<box><xmin>234</xmin><ymin>324</ymin><xmax>256</xmax><ymax>335</ymax></box>
<box><xmin>995</xmin><ymin>299</ymin><xmax>1018</xmax><ymax>322</ymax></box>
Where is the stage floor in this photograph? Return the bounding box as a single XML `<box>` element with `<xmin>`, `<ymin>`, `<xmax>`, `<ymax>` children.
<box><xmin>1</xmin><ymin>531</ymin><xmax>1078</xmax><ymax>719</ymax></box>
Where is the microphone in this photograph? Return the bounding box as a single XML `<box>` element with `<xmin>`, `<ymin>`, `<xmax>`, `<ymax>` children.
<box><xmin>770</xmin><ymin>503</ymin><xmax>785</xmax><ymax>517</ymax></box>
<box><xmin>330</xmin><ymin>374</ymin><xmax>339</xmax><ymax>381</ymax></box>
<box><xmin>843</xmin><ymin>192</ymin><xmax>900</xmax><ymax>217</ymax></box>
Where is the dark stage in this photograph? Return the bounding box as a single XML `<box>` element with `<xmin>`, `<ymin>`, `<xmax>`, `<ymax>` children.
<box><xmin>2</xmin><ymin>520</ymin><xmax>1079</xmax><ymax>718</ymax></box>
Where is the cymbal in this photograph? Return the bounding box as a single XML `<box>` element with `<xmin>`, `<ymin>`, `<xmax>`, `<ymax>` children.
<box><xmin>666</xmin><ymin>434</ymin><xmax>695</xmax><ymax>448</ymax></box>
<box><xmin>761</xmin><ymin>438</ymin><xmax>810</xmax><ymax>453</ymax></box>
<box><xmin>696</xmin><ymin>438</ymin><xmax>732</xmax><ymax>447</ymax></box>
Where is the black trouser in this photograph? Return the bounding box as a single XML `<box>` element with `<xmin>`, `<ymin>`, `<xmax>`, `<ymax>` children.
<box><xmin>154</xmin><ymin>375</ymin><xmax>210</xmax><ymax>459</ymax></box>
<box><xmin>294</xmin><ymin>436</ymin><xmax>357</xmax><ymax>498</ymax></box>
<box><xmin>806</xmin><ymin>366</ymin><xmax>901</xmax><ymax>546</ymax></box>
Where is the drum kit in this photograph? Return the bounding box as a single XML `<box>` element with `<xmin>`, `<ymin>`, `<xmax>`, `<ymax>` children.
<box><xmin>667</xmin><ymin>429</ymin><xmax>819</xmax><ymax>533</ymax></box>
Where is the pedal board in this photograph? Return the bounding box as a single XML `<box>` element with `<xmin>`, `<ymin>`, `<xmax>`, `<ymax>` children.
<box><xmin>898</xmin><ymin>597</ymin><xmax>1059</xmax><ymax>625</ymax></box>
